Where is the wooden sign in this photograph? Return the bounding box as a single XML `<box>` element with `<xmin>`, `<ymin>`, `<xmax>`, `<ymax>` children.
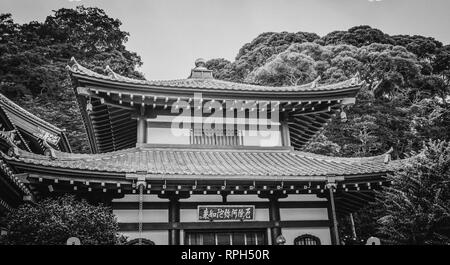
<box><xmin>198</xmin><ymin>205</ymin><xmax>255</xmax><ymax>221</ymax></box>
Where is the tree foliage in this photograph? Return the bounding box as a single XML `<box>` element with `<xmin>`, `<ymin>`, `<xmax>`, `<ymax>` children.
<box><xmin>206</xmin><ymin>31</ymin><xmax>320</xmax><ymax>82</ymax></box>
<box><xmin>318</xmin><ymin>25</ymin><xmax>394</xmax><ymax>47</ymax></box>
<box><xmin>0</xmin><ymin>6</ymin><xmax>143</xmax><ymax>152</ymax></box>
<box><xmin>206</xmin><ymin>25</ymin><xmax>450</xmax><ymax>243</ymax></box>
<box><xmin>376</xmin><ymin>140</ymin><xmax>450</xmax><ymax>244</ymax></box>
<box><xmin>0</xmin><ymin>195</ymin><xmax>121</xmax><ymax>245</ymax></box>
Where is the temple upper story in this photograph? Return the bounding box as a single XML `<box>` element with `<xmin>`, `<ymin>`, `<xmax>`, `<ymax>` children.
<box><xmin>67</xmin><ymin>58</ymin><xmax>363</xmax><ymax>154</ymax></box>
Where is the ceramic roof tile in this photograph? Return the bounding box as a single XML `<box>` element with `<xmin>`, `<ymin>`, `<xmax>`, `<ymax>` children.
<box><xmin>2</xmin><ymin>146</ymin><xmax>404</xmax><ymax>179</ymax></box>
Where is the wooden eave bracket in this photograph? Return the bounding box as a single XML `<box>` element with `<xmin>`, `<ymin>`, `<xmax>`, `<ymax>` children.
<box><xmin>14</xmin><ymin>173</ymin><xmax>29</xmax><ymax>184</ymax></box>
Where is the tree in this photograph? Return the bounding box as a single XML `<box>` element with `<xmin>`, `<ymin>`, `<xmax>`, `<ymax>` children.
<box><xmin>303</xmin><ymin>134</ymin><xmax>341</xmax><ymax>156</ymax></box>
<box><xmin>246</xmin><ymin>42</ymin><xmax>423</xmax><ymax>97</ymax></box>
<box><xmin>205</xmin><ymin>58</ymin><xmax>232</xmax><ymax>80</ymax></box>
<box><xmin>0</xmin><ymin>195</ymin><xmax>121</xmax><ymax>245</ymax></box>
<box><xmin>376</xmin><ymin>140</ymin><xmax>450</xmax><ymax>244</ymax></box>
<box><xmin>245</xmin><ymin>43</ymin><xmax>357</xmax><ymax>86</ymax></box>
<box><xmin>205</xmin><ymin>25</ymin><xmax>449</xmax><ymax>244</ymax></box>
<box><xmin>246</xmin><ymin>50</ymin><xmax>317</xmax><ymax>86</ymax></box>
<box><xmin>431</xmin><ymin>45</ymin><xmax>450</xmax><ymax>103</ymax></box>
<box><xmin>392</xmin><ymin>35</ymin><xmax>442</xmax><ymax>60</ymax></box>
<box><xmin>207</xmin><ymin>31</ymin><xmax>320</xmax><ymax>82</ymax></box>
<box><xmin>319</xmin><ymin>25</ymin><xmax>394</xmax><ymax>47</ymax></box>
<box><xmin>0</xmin><ymin>6</ymin><xmax>143</xmax><ymax>153</ymax></box>
<box><xmin>246</xmin><ymin>41</ymin><xmax>428</xmax><ymax>159</ymax></box>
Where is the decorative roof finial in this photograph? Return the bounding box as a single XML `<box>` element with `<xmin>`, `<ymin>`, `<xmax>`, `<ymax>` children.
<box><xmin>105</xmin><ymin>65</ymin><xmax>118</xmax><ymax>79</ymax></box>
<box><xmin>310</xmin><ymin>76</ymin><xmax>321</xmax><ymax>88</ymax></box>
<box><xmin>189</xmin><ymin>58</ymin><xmax>213</xmax><ymax>79</ymax></box>
<box><xmin>350</xmin><ymin>72</ymin><xmax>361</xmax><ymax>85</ymax></box>
<box><xmin>195</xmin><ymin>58</ymin><xmax>207</xmax><ymax>68</ymax></box>
<box><xmin>384</xmin><ymin>147</ymin><xmax>394</xmax><ymax>164</ymax></box>
<box><xmin>66</xmin><ymin>57</ymin><xmax>82</xmax><ymax>72</ymax></box>
<box><xmin>0</xmin><ymin>129</ymin><xmax>19</xmax><ymax>148</ymax></box>
<box><xmin>0</xmin><ymin>129</ymin><xmax>20</xmax><ymax>157</ymax></box>
<box><xmin>43</xmin><ymin>139</ymin><xmax>57</xmax><ymax>159</ymax></box>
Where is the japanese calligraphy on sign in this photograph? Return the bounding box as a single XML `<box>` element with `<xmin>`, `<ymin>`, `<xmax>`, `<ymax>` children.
<box><xmin>198</xmin><ymin>205</ymin><xmax>255</xmax><ymax>221</ymax></box>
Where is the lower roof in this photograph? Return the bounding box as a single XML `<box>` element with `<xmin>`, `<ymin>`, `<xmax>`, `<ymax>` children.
<box><xmin>0</xmin><ymin>93</ymin><xmax>72</xmax><ymax>153</ymax></box>
<box><xmin>2</xmin><ymin>144</ymin><xmax>403</xmax><ymax>181</ymax></box>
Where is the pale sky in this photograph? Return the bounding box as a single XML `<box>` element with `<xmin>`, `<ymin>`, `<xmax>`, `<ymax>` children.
<box><xmin>1</xmin><ymin>0</ymin><xmax>449</xmax><ymax>80</ymax></box>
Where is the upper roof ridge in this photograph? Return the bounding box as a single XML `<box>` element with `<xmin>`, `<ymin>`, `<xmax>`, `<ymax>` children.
<box><xmin>67</xmin><ymin>57</ymin><xmax>364</xmax><ymax>92</ymax></box>
<box><xmin>293</xmin><ymin>149</ymin><xmax>393</xmax><ymax>165</ymax></box>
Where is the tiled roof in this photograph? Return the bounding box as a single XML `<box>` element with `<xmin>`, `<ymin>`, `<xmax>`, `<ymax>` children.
<box><xmin>2</xmin><ymin>145</ymin><xmax>402</xmax><ymax>180</ymax></box>
<box><xmin>0</xmin><ymin>93</ymin><xmax>72</xmax><ymax>152</ymax></box>
<box><xmin>0</xmin><ymin>158</ymin><xmax>30</xmax><ymax>195</ymax></box>
<box><xmin>0</xmin><ymin>93</ymin><xmax>64</xmax><ymax>133</ymax></box>
<box><xmin>67</xmin><ymin>58</ymin><xmax>363</xmax><ymax>93</ymax></box>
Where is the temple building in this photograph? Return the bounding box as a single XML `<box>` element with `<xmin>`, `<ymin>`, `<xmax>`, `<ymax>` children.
<box><xmin>0</xmin><ymin>58</ymin><xmax>406</xmax><ymax>245</ymax></box>
<box><xmin>0</xmin><ymin>93</ymin><xmax>71</xmax><ymax>233</ymax></box>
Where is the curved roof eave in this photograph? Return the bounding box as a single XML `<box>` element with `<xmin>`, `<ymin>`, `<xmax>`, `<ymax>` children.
<box><xmin>67</xmin><ymin>58</ymin><xmax>364</xmax><ymax>100</ymax></box>
<box><xmin>1</xmin><ymin>145</ymin><xmax>404</xmax><ymax>180</ymax></box>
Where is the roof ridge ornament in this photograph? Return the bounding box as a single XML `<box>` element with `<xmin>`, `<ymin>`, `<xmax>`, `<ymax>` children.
<box><xmin>66</xmin><ymin>57</ymin><xmax>80</xmax><ymax>72</ymax></box>
<box><xmin>104</xmin><ymin>65</ymin><xmax>146</xmax><ymax>84</ymax></box>
<box><xmin>105</xmin><ymin>65</ymin><xmax>118</xmax><ymax>79</ymax></box>
<box><xmin>310</xmin><ymin>76</ymin><xmax>321</xmax><ymax>88</ymax></box>
<box><xmin>0</xmin><ymin>129</ymin><xmax>21</xmax><ymax>157</ymax></box>
<box><xmin>0</xmin><ymin>129</ymin><xmax>20</xmax><ymax>147</ymax></box>
<box><xmin>350</xmin><ymin>72</ymin><xmax>361</xmax><ymax>86</ymax></box>
<box><xmin>66</xmin><ymin>57</ymin><xmax>104</xmax><ymax>78</ymax></box>
<box><xmin>195</xmin><ymin>58</ymin><xmax>207</xmax><ymax>68</ymax></box>
<box><xmin>384</xmin><ymin>147</ymin><xmax>394</xmax><ymax>164</ymax></box>
<box><xmin>189</xmin><ymin>58</ymin><xmax>213</xmax><ymax>79</ymax></box>
<box><xmin>42</xmin><ymin>139</ymin><xmax>57</xmax><ymax>160</ymax></box>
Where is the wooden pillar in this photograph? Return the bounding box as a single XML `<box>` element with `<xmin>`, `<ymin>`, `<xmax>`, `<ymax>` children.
<box><xmin>280</xmin><ymin>121</ymin><xmax>291</xmax><ymax>146</ymax></box>
<box><xmin>280</xmin><ymin>112</ymin><xmax>291</xmax><ymax>147</ymax></box>
<box><xmin>137</xmin><ymin>116</ymin><xmax>147</xmax><ymax>144</ymax></box>
<box><xmin>268</xmin><ymin>195</ymin><xmax>282</xmax><ymax>244</ymax></box>
<box><xmin>259</xmin><ymin>192</ymin><xmax>287</xmax><ymax>245</ymax></box>
<box><xmin>221</xmin><ymin>192</ymin><xmax>228</xmax><ymax>203</ymax></box>
<box><xmin>327</xmin><ymin>184</ymin><xmax>340</xmax><ymax>245</ymax></box>
<box><xmin>168</xmin><ymin>196</ymin><xmax>180</xmax><ymax>245</ymax></box>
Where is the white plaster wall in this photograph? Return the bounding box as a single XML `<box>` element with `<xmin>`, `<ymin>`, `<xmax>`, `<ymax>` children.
<box><xmin>121</xmin><ymin>231</ymin><xmax>168</xmax><ymax>245</ymax></box>
<box><xmin>280</xmin><ymin>208</ymin><xmax>328</xmax><ymax>221</ymax></box>
<box><xmin>226</xmin><ymin>194</ymin><xmax>266</xmax><ymax>202</ymax></box>
<box><xmin>114</xmin><ymin>209</ymin><xmax>168</xmax><ymax>223</ymax></box>
<box><xmin>180</xmin><ymin>195</ymin><xmax>222</xmax><ymax>202</ymax></box>
<box><xmin>242</xmin><ymin>129</ymin><xmax>281</xmax><ymax>147</ymax></box>
<box><xmin>144</xmin><ymin>116</ymin><xmax>282</xmax><ymax>147</ymax></box>
<box><xmin>146</xmin><ymin>127</ymin><xmax>190</xmax><ymax>144</ymax></box>
<box><xmin>282</xmin><ymin>227</ymin><xmax>332</xmax><ymax>245</ymax></box>
<box><xmin>179</xmin><ymin>209</ymin><xmax>198</xmax><ymax>222</ymax></box>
